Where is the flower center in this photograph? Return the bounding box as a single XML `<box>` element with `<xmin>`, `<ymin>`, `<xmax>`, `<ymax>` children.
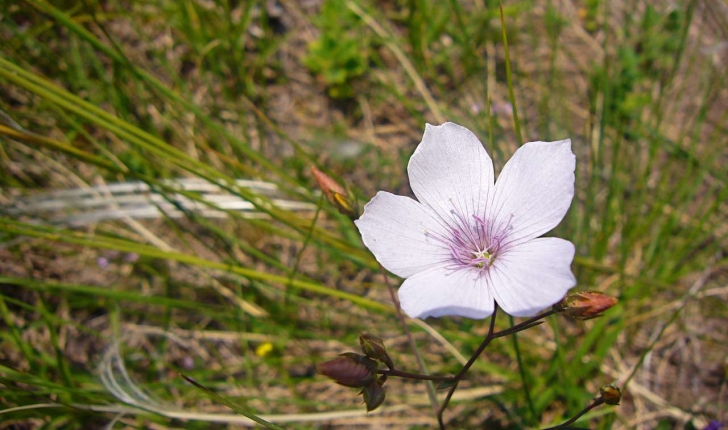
<box><xmin>427</xmin><ymin>209</ymin><xmax>506</xmax><ymax>272</ymax></box>
<box><xmin>449</xmin><ymin>214</ymin><xmax>497</xmax><ymax>270</ymax></box>
<box><xmin>471</xmin><ymin>249</ymin><xmax>492</xmax><ymax>269</ymax></box>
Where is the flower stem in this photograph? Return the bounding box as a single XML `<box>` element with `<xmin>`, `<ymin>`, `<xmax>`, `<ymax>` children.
<box><xmin>379</xmin><ymin>265</ymin><xmax>440</xmax><ymax>416</ymax></box>
<box><xmin>437</xmin><ymin>303</ymin><xmax>499</xmax><ymax>429</ymax></box>
<box><xmin>542</xmin><ymin>397</ymin><xmax>604</xmax><ymax>429</ymax></box>
<box><xmin>436</xmin><ymin>307</ymin><xmax>557</xmax><ymax>429</ymax></box>
<box><xmin>378</xmin><ymin>369</ymin><xmax>454</xmax><ymax>382</ymax></box>
<box><xmin>496</xmin><ymin>309</ymin><xmax>556</xmax><ymax>338</ymax></box>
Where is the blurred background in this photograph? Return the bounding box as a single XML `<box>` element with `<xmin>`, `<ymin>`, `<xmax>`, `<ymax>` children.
<box><xmin>0</xmin><ymin>0</ymin><xmax>726</xmax><ymax>428</ymax></box>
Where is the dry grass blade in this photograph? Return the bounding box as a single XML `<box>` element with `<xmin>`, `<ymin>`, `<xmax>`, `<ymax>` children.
<box><xmin>5</xmin><ymin>178</ymin><xmax>316</xmax><ymax>226</ymax></box>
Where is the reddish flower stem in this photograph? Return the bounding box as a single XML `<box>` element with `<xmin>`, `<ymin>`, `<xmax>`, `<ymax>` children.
<box><xmin>379</xmin><ymin>265</ymin><xmax>440</xmax><ymax>416</ymax></box>
<box><xmin>436</xmin><ymin>306</ymin><xmax>557</xmax><ymax>429</ymax></box>
<box><xmin>437</xmin><ymin>303</ymin><xmax>499</xmax><ymax>429</ymax></box>
<box><xmin>377</xmin><ymin>369</ymin><xmax>454</xmax><ymax>382</ymax></box>
<box><xmin>542</xmin><ymin>397</ymin><xmax>605</xmax><ymax>429</ymax></box>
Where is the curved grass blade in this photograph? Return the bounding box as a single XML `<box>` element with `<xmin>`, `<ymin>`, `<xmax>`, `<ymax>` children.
<box><xmin>180</xmin><ymin>374</ymin><xmax>285</xmax><ymax>430</ymax></box>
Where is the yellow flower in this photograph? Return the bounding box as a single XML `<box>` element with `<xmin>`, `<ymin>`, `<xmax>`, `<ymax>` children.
<box><xmin>255</xmin><ymin>342</ymin><xmax>274</xmax><ymax>357</ymax></box>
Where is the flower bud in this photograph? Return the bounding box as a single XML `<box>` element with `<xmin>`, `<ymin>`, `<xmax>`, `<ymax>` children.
<box><xmin>553</xmin><ymin>290</ymin><xmax>618</xmax><ymax>320</ymax></box>
<box><xmin>361</xmin><ymin>381</ymin><xmax>386</xmax><ymax>412</ymax></box>
<box><xmin>359</xmin><ymin>333</ymin><xmax>394</xmax><ymax>369</ymax></box>
<box><xmin>317</xmin><ymin>353</ymin><xmax>377</xmax><ymax>388</ymax></box>
<box><xmin>599</xmin><ymin>384</ymin><xmax>621</xmax><ymax>405</ymax></box>
<box><xmin>311</xmin><ymin>166</ymin><xmax>359</xmax><ymax>219</ymax></box>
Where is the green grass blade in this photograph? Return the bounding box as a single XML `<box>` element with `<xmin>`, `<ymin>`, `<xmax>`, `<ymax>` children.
<box><xmin>180</xmin><ymin>374</ymin><xmax>285</xmax><ymax>430</ymax></box>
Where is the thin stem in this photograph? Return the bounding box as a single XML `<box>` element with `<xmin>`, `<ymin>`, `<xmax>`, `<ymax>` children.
<box><xmin>454</xmin><ymin>304</ymin><xmax>499</xmax><ymax>382</ymax></box>
<box><xmin>498</xmin><ymin>309</ymin><xmax>556</xmax><ymax>338</ymax></box>
<box><xmin>510</xmin><ymin>315</ymin><xmax>536</xmax><ymax>423</ymax></box>
<box><xmin>499</xmin><ymin>2</ymin><xmax>523</xmax><ymax>145</ymax></box>
<box><xmin>284</xmin><ymin>194</ymin><xmax>324</xmax><ymax>306</ymax></box>
<box><xmin>493</xmin><ymin>320</ymin><xmax>545</xmax><ymax>339</ymax></box>
<box><xmin>437</xmin><ymin>303</ymin><xmax>499</xmax><ymax>429</ymax></box>
<box><xmin>378</xmin><ymin>369</ymin><xmax>454</xmax><ymax>382</ymax></box>
<box><xmin>436</xmin><ymin>307</ymin><xmax>558</xmax><ymax>429</ymax></box>
<box><xmin>379</xmin><ymin>265</ymin><xmax>440</xmax><ymax>416</ymax></box>
<box><xmin>543</xmin><ymin>398</ymin><xmax>604</xmax><ymax>429</ymax></box>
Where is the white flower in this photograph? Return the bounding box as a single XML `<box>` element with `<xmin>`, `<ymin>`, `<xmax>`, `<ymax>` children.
<box><xmin>355</xmin><ymin>122</ymin><xmax>576</xmax><ymax>319</ymax></box>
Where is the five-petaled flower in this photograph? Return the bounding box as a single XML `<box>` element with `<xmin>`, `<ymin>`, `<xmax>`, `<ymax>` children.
<box><xmin>355</xmin><ymin>123</ymin><xmax>577</xmax><ymax>319</ymax></box>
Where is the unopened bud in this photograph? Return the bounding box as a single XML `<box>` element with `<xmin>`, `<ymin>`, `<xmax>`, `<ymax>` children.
<box><xmin>554</xmin><ymin>290</ymin><xmax>618</xmax><ymax>320</ymax></box>
<box><xmin>311</xmin><ymin>166</ymin><xmax>358</xmax><ymax>219</ymax></box>
<box><xmin>359</xmin><ymin>333</ymin><xmax>394</xmax><ymax>369</ymax></box>
<box><xmin>317</xmin><ymin>353</ymin><xmax>377</xmax><ymax>388</ymax></box>
<box><xmin>361</xmin><ymin>381</ymin><xmax>386</xmax><ymax>412</ymax></box>
<box><xmin>599</xmin><ymin>384</ymin><xmax>621</xmax><ymax>405</ymax></box>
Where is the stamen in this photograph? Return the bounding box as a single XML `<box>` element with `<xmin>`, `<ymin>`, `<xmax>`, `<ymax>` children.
<box><xmin>425</xmin><ymin>206</ymin><xmax>507</xmax><ymax>272</ymax></box>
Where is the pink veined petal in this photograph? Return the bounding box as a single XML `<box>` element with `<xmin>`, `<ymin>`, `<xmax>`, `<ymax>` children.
<box><xmin>408</xmin><ymin>123</ymin><xmax>495</xmax><ymax>230</ymax></box>
<box><xmin>355</xmin><ymin>191</ymin><xmax>451</xmax><ymax>278</ymax></box>
<box><xmin>398</xmin><ymin>266</ymin><xmax>495</xmax><ymax>319</ymax></box>
<box><xmin>488</xmin><ymin>139</ymin><xmax>575</xmax><ymax>247</ymax></box>
<box><xmin>487</xmin><ymin>237</ymin><xmax>576</xmax><ymax>317</ymax></box>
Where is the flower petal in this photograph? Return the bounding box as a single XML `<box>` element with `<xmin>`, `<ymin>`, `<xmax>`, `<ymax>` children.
<box><xmin>355</xmin><ymin>191</ymin><xmax>450</xmax><ymax>278</ymax></box>
<box><xmin>408</xmin><ymin>122</ymin><xmax>494</xmax><ymax>228</ymax></box>
<box><xmin>398</xmin><ymin>267</ymin><xmax>495</xmax><ymax>319</ymax></box>
<box><xmin>488</xmin><ymin>139</ymin><xmax>575</xmax><ymax>246</ymax></box>
<box><xmin>487</xmin><ymin>238</ymin><xmax>576</xmax><ymax>317</ymax></box>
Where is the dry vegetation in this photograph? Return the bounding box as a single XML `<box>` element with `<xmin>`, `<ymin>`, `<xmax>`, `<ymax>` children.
<box><xmin>1</xmin><ymin>0</ymin><xmax>727</xmax><ymax>429</ymax></box>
